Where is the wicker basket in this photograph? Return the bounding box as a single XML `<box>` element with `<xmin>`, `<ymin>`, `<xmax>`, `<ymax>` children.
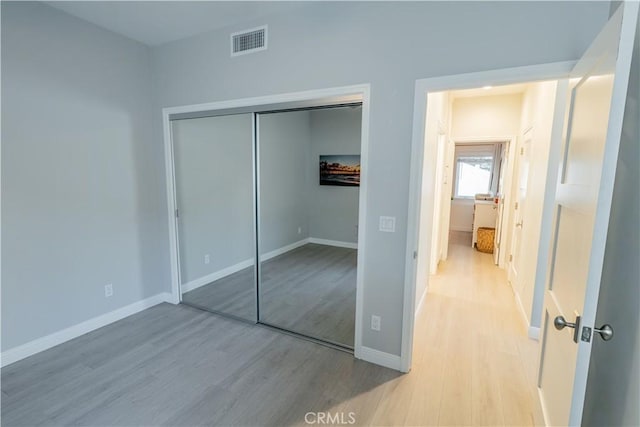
<box><xmin>476</xmin><ymin>227</ymin><xmax>495</xmax><ymax>254</ymax></box>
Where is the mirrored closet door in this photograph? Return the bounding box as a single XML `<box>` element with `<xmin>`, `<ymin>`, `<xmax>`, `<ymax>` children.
<box><xmin>257</xmin><ymin>106</ymin><xmax>362</xmax><ymax>348</ymax></box>
<box><xmin>173</xmin><ymin>113</ymin><xmax>257</xmax><ymax>322</ymax></box>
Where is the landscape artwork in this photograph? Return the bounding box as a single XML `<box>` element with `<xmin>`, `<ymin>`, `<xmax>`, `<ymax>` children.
<box><xmin>319</xmin><ymin>155</ymin><xmax>361</xmax><ymax>187</ymax></box>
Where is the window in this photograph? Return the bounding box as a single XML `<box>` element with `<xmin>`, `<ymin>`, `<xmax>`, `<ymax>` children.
<box><xmin>453</xmin><ymin>143</ymin><xmax>504</xmax><ymax>199</ymax></box>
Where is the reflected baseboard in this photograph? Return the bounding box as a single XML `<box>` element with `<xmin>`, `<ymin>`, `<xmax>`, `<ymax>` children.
<box><xmin>262</xmin><ymin>238</ymin><xmax>310</xmax><ymax>262</ymax></box>
<box><xmin>181</xmin><ymin>258</ymin><xmax>255</xmax><ymax>293</ymax></box>
<box><xmin>308</xmin><ymin>237</ymin><xmax>358</xmax><ymax>249</ymax></box>
<box><xmin>180</xmin><ymin>237</ymin><xmax>358</xmax><ymax>295</ymax></box>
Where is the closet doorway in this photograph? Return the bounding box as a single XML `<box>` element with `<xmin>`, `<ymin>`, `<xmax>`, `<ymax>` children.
<box><xmin>164</xmin><ymin>89</ymin><xmax>368</xmax><ymax>351</ymax></box>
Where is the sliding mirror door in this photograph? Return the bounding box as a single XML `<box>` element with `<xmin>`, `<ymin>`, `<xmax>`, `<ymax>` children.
<box><xmin>258</xmin><ymin>106</ymin><xmax>362</xmax><ymax>348</ymax></box>
<box><xmin>173</xmin><ymin>114</ymin><xmax>257</xmax><ymax>322</ymax></box>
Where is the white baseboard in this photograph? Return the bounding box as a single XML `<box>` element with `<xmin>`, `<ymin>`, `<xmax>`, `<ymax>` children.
<box><xmin>262</xmin><ymin>238</ymin><xmax>310</xmax><ymax>261</ymax></box>
<box><xmin>308</xmin><ymin>237</ymin><xmax>358</xmax><ymax>249</ymax></box>
<box><xmin>415</xmin><ymin>286</ymin><xmax>428</xmax><ymax>317</ymax></box>
<box><xmin>356</xmin><ymin>346</ymin><xmax>402</xmax><ymax>371</ymax></box>
<box><xmin>528</xmin><ymin>326</ymin><xmax>541</xmax><ymax>340</ymax></box>
<box><xmin>537</xmin><ymin>386</ymin><xmax>550</xmax><ymax>427</ymax></box>
<box><xmin>1</xmin><ymin>292</ymin><xmax>173</xmax><ymax>368</ymax></box>
<box><xmin>514</xmin><ymin>290</ymin><xmax>532</xmax><ymax>335</ymax></box>
<box><xmin>181</xmin><ymin>259</ymin><xmax>255</xmax><ymax>293</ymax></box>
<box><xmin>450</xmin><ymin>226</ymin><xmax>472</xmax><ymax>232</ymax></box>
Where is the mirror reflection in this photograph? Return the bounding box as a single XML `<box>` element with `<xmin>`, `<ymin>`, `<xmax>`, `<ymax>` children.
<box><xmin>258</xmin><ymin>106</ymin><xmax>362</xmax><ymax>347</ymax></box>
<box><xmin>173</xmin><ymin>114</ymin><xmax>257</xmax><ymax>322</ymax></box>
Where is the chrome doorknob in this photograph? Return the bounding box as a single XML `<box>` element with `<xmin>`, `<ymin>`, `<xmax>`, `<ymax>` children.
<box><xmin>594</xmin><ymin>324</ymin><xmax>614</xmax><ymax>341</ymax></box>
<box><xmin>554</xmin><ymin>315</ymin><xmax>581</xmax><ymax>343</ymax></box>
<box><xmin>554</xmin><ymin>315</ymin><xmax>577</xmax><ymax>330</ymax></box>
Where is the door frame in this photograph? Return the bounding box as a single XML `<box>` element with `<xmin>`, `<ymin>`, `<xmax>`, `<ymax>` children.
<box><xmin>401</xmin><ymin>61</ymin><xmax>575</xmax><ymax>373</ymax></box>
<box><xmin>446</xmin><ymin>136</ymin><xmax>515</xmax><ymax>257</ymax></box>
<box><xmin>162</xmin><ymin>83</ymin><xmax>371</xmax><ymax>357</ymax></box>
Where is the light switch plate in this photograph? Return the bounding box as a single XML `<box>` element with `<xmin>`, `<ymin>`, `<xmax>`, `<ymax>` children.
<box><xmin>379</xmin><ymin>216</ymin><xmax>396</xmax><ymax>232</ymax></box>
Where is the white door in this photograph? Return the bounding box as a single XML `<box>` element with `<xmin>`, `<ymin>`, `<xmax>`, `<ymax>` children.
<box><xmin>508</xmin><ymin>130</ymin><xmax>532</xmax><ymax>284</ymax></box>
<box><xmin>537</xmin><ymin>4</ymin><xmax>638</xmax><ymax>426</ymax></box>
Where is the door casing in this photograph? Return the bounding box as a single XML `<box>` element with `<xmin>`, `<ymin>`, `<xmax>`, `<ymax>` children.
<box><xmin>404</xmin><ymin>61</ymin><xmax>574</xmax><ymax>373</ymax></box>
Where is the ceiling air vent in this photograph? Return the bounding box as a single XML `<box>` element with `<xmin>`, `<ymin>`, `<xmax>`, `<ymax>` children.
<box><xmin>231</xmin><ymin>26</ymin><xmax>267</xmax><ymax>57</ymax></box>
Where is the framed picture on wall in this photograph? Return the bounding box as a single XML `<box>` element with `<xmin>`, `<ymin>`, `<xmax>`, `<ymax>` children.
<box><xmin>319</xmin><ymin>155</ymin><xmax>360</xmax><ymax>187</ymax></box>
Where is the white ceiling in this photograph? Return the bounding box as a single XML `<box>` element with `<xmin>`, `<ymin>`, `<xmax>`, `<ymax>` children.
<box><xmin>46</xmin><ymin>1</ymin><xmax>306</xmax><ymax>46</ymax></box>
<box><xmin>450</xmin><ymin>83</ymin><xmax>529</xmax><ymax>99</ymax></box>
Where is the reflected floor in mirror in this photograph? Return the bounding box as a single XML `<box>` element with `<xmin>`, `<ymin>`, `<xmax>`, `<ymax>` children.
<box><xmin>182</xmin><ymin>243</ymin><xmax>356</xmax><ymax>348</ymax></box>
<box><xmin>182</xmin><ymin>265</ymin><xmax>256</xmax><ymax>321</ymax></box>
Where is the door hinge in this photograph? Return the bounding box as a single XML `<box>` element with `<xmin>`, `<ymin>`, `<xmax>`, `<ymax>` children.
<box><xmin>413</xmin><ymin>251</ymin><xmax>418</xmax><ymax>260</ymax></box>
<box><xmin>175</xmin><ymin>209</ymin><xmax>180</xmax><ymax>218</ymax></box>
<box><xmin>520</xmin><ymin>147</ymin><xmax>524</xmax><ymax>155</ymax></box>
<box><xmin>509</xmin><ymin>254</ymin><xmax>513</xmax><ymax>262</ymax></box>
<box><xmin>515</xmin><ymin>202</ymin><xmax>519</xmax><ymax>210</ymax></box>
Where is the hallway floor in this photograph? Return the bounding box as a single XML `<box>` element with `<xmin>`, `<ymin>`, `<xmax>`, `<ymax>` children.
<box><xmin>368</xmin><ymin>231</ymin><xmax>544</xmax><ymax>426</ymax></box>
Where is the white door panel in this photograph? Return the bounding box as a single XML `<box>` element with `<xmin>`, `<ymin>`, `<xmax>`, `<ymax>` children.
<box><xmin>537</xmin><ymin>4</ymin><xmax>638</xmax><ymax>426</ymax></box>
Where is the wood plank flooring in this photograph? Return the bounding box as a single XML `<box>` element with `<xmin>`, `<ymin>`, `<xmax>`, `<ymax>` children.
<box><xmin>1</xmin><ymin>231</ymin><xmax>542</xmax><ymax>426</ymax></box>
<box><xmin>183</xmin><ymin>243</ymin><xmax>356</xmax><ymax>347</ymax></box>
<box><xmin>371</xmin><ymin>230</ymin><xmax>543</xmax><ymax>426</ymax></box>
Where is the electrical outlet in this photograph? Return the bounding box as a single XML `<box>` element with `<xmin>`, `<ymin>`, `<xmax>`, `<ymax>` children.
<box><xmin>104</xmin><ymin>283</ymin><xmax>113</xmax><ymax>298</ymax></box>
<box><xmin>297</xmin><ymin>227</ymin><xmax>302</xmax><ymax>235</ymax></box>
<box><xmin>204</xmin><ymin>254</ymin><xmax>210</xmax><ymax>265</ymax></box>
<box><xmin>371</xmin><ymin>315</ymin><xmax>381</xmax><ymax>331</ymax></box>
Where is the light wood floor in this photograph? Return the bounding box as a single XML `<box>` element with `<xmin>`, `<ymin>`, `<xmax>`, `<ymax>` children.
<box><xmin>183</xmin><ymin>243</ymin><xmax>356</xmax><ymax>347</ymax></box>
<box><xmin>1</xmin><ymin>231</ymin><xmax>542</xmax><ymax>426</ymax></box>
<box><xmin>377</xmin><ymin>230</ymin><xmax>543</xmax><ymax>426</ymax></box>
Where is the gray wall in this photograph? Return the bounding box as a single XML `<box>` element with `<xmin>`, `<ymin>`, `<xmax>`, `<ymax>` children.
<box><xmin>582</xmin><ymin>7</ymin><xmax>639</xmax><ymax>425</ymax></box>
<box><xmin>151</xmin><ymin>1</ymin><xmax>609</xmax><ymax>355</ymax></box>
<box><xmin>259</xmin><ymin>111</ymin><xmax>311</xmax><ymax>253</ymax></box>
<box><xmin>1</xmin><ymin>2</ymin><xmax>163</xmax><ymax>350</ymax></box>
<box><xmin>308</xmin><ymin>107</ymin><xmax>361</xmax><ymax>244</ymax></box>
<box><xmin>172</xmin><ymin>115</ymin><xmax>254</xmax><ymax>284</ymax></box>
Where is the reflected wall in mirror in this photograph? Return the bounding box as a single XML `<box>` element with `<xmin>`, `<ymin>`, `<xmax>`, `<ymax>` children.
<box><xmin>173</xmin><ymin>114</ymin><xmax>257</xmax><ymax>322</ymax></box>
<box><xmin>258</xmin><ymin>106</ymin><xmax>362</xmax><ymax>348</ymax></box>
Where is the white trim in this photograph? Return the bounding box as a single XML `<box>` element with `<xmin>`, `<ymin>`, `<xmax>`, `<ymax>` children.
<box><xmin>182</xmin><ymin>238</ymin><xmax>315</xmax><ymax>293</ymax></box>
<box><xmin>163</xmin><ymin>84</ymin><xmax>371</xmax><ymax>365</ymax></box>
<box><xmin>415</xmin><ymin>286</ymin><xmax>428</xmax><ymax>317</ymax></box>
<box><xmin>538</xmin><ymin>387</ymin><xmax>551</xmax><ymax>427</ymax></box>
<box><xmin>528</xmin><ymin>326</ymin><xmax>540</xmax><ymax>341</ymax></box>
<box><xmin>401</xmin><ymin>61</ymin><xmax>575</xmax><ymax>374</ymax></box>
<box><xmin>0</xmin><ymin>293</ymin><xmax>173</xmax><ymax>368</ymax></box>
<box><xmin>356</xmin><ymin>346</ymin><xmax>402</xmax><ymax>371</ymax></box>
<box><xmin>181</xmin><ymin>238</ymin><xmax>361</xmax><ymax>294</ymax></box>
<box><xmin>181</xmin><ymin>259</ymin><xmax>256</xmax><ymax>293</ymax></box>
<box><xmin>308</xmin><ymin>237</ymin><xmax>358</xmax><ymax>249</ymax></box>
<box><xmin>514</xmin><ymin>288</ymin><xmax>531</xmax><ymax>331</ymax></box>
<box><xmin>262</xmin><ymin>239</ymin><xmax>309</xmax><ymax>261</ymax></box>
<box><xmin>353</xmin><ymin>86</ymin><xmax>370</xmax><ymax>363</ymax></box>
<box><xmin>163</xmin><ymin>115</ymin><xmax>181</xmax><ymax>305</ymax></box>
